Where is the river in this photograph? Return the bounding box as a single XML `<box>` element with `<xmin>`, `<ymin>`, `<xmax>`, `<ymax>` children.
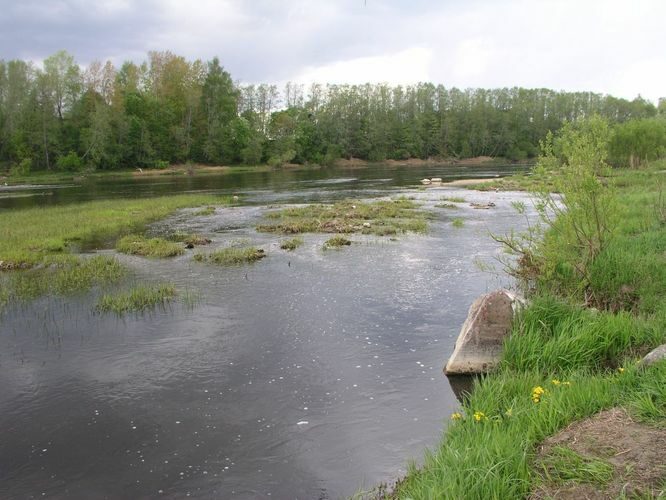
<box><xmin>0</xmin><ymin>163</ymin><xmax>533</xmax><ymax>499</ymax></box>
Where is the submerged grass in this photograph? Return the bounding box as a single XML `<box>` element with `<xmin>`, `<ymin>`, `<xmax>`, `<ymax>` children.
<box><xmin>194</xmin><ymin>247</ymin><xmax>266</xmax><ymax>265</ymax></box>
<box><xmin>256</xmin><ymin>198</ymin><xmax>429</xmax><ymax>236</ymax></box>
<box><xmin>323</xmin><ymin>235</ymin><xmax>352</xmax><ymax>249</ymax></box>
<box><xmin>116</xmin><ymin>234</ymin><xmax>184</xmax><ymax>258</ymax></box>
<box><xmin>96</xmin><ymin>283</ymin><xmax>177</xmax><ymax>314</ymax></box>
<box><xmin>0</xmin><ymin>194</ymin><xmax>226</xmax><ymax>308</ymax></box>
<box><xmin>2</xmin><ymin>255</ymin><xmax>125</xmax><ymax>304</ymax></box>
<box><xmin>279</xmin><ymin>237</ymin><xmax>304</xmax><ymax>251</ymax></box>
<box><xmin>168</xmin><ymin>232</ymin><xmax>212</xmax><ymax>246</ymax></box>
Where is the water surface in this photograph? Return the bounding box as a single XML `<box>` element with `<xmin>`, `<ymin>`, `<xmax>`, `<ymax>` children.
<box><xmin>0</xmin><ymin>165</ymin><xmax>533</xmax><ymax>498</ymax></box>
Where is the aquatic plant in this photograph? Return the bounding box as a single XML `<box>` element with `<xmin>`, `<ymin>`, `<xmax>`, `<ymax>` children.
<box><xmin>279</xmin><ymin>237</ymin><xmax>304</xmax><ymax>251</ymax></box>
<box><xmin>116</xmin><ymin>235</ymin><xmax>184</xmax><ymax>258</ymax></box>
<box><xmin>194</xmin><ymin>247</ymin><xmax>266</xmax><ymax>265</ymax></box>
<box><xmin>96</xmin><ymin>283</ymin><xmax>176</xmax><ymax>314</ymax></box>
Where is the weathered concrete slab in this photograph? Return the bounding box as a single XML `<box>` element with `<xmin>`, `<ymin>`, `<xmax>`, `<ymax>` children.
<box><xmin>445</xmin><ymin>289</ymin><xmax>524</xmax><ymax>375</ymax></box>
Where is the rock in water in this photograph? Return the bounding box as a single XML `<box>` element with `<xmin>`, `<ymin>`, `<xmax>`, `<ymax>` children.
<box><xmin>445</xmin><ymin>289</ymin><xmax>524</xmax><ymax>375</ymax></box>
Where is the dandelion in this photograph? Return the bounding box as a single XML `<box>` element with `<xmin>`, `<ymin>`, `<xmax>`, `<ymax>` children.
<box><xmin>473</xmin><ymin>411</ymin><xmax>486</xmax><ymax>422</ymax></box>
<box><xmin>551</xmin><ymin>379</ymin><xmax>561</xmax><ymax>386</ymax></box>
<box><xmin>450</xmin><ymin>412</ymin><xmax>463</xmax><ymax>421</ymax></box>
<box><xmin>618</xmin><ymin>367</ymin><xmax>625</xmax><ymax>373</ymax></box>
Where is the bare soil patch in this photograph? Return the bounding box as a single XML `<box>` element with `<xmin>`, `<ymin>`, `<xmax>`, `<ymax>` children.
<box><xmin>531</xmin><ymin>408</ymin><xmax>666</xmax><ymax>499</ymax></box>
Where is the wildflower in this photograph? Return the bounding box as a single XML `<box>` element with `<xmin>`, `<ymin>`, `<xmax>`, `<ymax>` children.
<box><xmin>532</xmin><ymin>385</ymin><xmax>546</xmax><ymax>403</ymax></box>
<box><xmin>551</xmin><ymin>379</ymin><xmax>561</xmax><ymax>386</ymax></box>
<box><xmin>450</xmin><ymin>412</ymin><xmax>463</xmax><ymax>421</ymax></box>
<box><xmin>562</xmin><ymin>381</ymin><xmax>571</xmax><ymax>386</ymax></box>
<box><xmin>505</xmin><ymin>408</ymin><xmax>513</xmax><ymax>417</ymax></box>
<box><xmin>618</xmin><ymin>367</ymin><xmax>625</xmax><ymax>373</ymax></box>
<box><xmin>473</xmin><ymin>411</ymin><xmax>487</xmax><ymax>422</ymax></box>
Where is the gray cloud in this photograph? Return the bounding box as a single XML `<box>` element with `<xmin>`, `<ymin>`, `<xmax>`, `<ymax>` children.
<box><xmin>0</xmin><ymin>0</ymin><xmax>663</xmax><ymax>100</ymax></box>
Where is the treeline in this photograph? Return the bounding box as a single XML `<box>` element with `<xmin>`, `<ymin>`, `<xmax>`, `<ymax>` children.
<box><xmin>0</xmin><ymin>50</ymin><xmax>664</xmax><ymax>173</ymax></box>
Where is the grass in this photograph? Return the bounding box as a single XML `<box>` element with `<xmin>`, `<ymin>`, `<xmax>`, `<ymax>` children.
<box><xmin>434</xmin><ymin>203</ymin><xmax>458</xmax><ymax>209</ymax></box>
<box><xmin>1</xmin><ymin>255</ymin><xmax>125</xmax><ymax>304</ymax></box>
<box><xmin>451</xmin><ymin>217</ymin><xmax>464</xmax><ymax>228</ymax></box>
<box><xmin>256</xmin><ymin>198</ymin><xmax>429</xmax><ymax>237</ymax></box>
<box><xmin>0</xmin><ymin>194</ymin><xmax>226</xmax><ymax>308</ymax></box>
<box><xmin>96</xmin><ymin>283</ymin><xmax>177</xmax><ymax>314</ymax></box>
<box><xmin>395</xmin><ymin>362</ymin><xmax>666</xmax><ymax>499</ymax></box>
<box><xmin>116</xmin><ymin>234</ymin><xmax>184</xmax><ymax>258</ymax></box>
<box><xmin>169</xmin><ymin>233</ymin><xmax>212</xmax><ymax>246</ymax></box>
<box><xmin>323</xmin><ymin>235</ymin><xmax>352</xmax><ymax>249</ymax></box>
<box><xmin>194</xmin><ymin>206</ymin><xmax>216</xmax><ymax>216</ymax></box>
<box><xmin>280</xmin><ymin>237</ymin><xmax>304</xmax><ymax>251</ymax></box>
<box><xmin>0</xmin><ymin>194</ymin><xmax>227</xmax><ymax>269</ymax></box>
<box><xmin>441</xmin><ymin>196</ymin><xmax>467</xmax><ymax>203</ymax></box>
<box><xmin>537</xmin><ymin>445</ymin><xmax>614</xmax><ymax>486</ymax></box>
<box><xmin>194</xmin><ymin>247</ymin><xmax>266</xmax><ymax>265</ymax></box>
<box><xmin>392</xmin><ymin>162</ymin><xmax>666</xmax><ymax>499</ymax></box>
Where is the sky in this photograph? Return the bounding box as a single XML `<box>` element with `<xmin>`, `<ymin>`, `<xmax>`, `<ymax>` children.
<box><xmin>0</xmin><ymin>0</ymin><xmax>664</xmax><ymax>102</ymax></box>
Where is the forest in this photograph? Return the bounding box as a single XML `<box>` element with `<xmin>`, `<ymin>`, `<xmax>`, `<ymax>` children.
<box><xmin>0</xmin><ymin>50</ymin><xmax>664</xmax><ymax>174</ymax></box>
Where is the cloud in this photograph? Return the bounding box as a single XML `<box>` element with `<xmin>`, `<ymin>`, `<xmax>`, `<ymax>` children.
<box><xmin>293</xmin><ymin>47</ymin><xmax>432</xmax><ymax>85</ymax></box>
<box><xmin>0</xmin><ymin>0</ymin><xmax>663</xmax><ymax>101</ymax></box>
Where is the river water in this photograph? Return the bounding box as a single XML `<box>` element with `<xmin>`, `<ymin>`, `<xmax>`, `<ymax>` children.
<box><xmin>0</xmin><ymin>164</ymin><xmax>533</xmax><ymax>499</ymax></box>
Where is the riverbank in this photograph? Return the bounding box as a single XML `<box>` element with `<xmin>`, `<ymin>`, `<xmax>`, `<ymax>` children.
<box><xmin>390</xmin><ymin>161</ymin><xmax>666</xmax><ymax>498</ymax></box>
<box><xmin>0</xmin><ymin>156</ymin><xmax>529</xmax><ymax>186</ymax></box>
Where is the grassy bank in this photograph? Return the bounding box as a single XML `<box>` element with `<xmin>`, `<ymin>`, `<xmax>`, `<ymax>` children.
<box><xmin>393</xmin><ymin>155</ymin><xmax>666</xmax><ymax>498</ymax></box>
<box><xmin>0</xmin><ymin>194</ymin><xmax>228</xmax><ymax>308</ymax></box>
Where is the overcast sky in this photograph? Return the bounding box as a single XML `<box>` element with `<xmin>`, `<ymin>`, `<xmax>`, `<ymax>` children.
<box><xmin>0</xmin><ymin>0</ymin><xmax>664</xmax><ymax>102</ymax></box>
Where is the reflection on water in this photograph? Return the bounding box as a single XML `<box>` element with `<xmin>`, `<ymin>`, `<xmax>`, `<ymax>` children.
<box><xmin>0</xmin><ymin>166</ymin><xmax>534</xmax><ymax>498</ymax></box>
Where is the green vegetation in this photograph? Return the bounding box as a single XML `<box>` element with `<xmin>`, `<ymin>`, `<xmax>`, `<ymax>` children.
<box><xmin>451</xmin><ymin>218</ymin><xmax>464</xmax><ymax>228</ymax></box>
<box><xmin>537</xmin><ymin>446</ymin><xmax>614</xmax><ymax>486</ymax></box>
<box><xmin>323</xmin><ymin>235</ymin><xmax>352</xmax><ymax>249</ymax></box>
<box><xmin>96</xmin><ymin>283</ymin><xmax>176</xmax><ymax>314</ymax></box>
<box><xmin>257</xmin><ymin>199</ymin><xmax>429</xmax><ymax>236</ymax></box>
<box><xmin>441</xmin><ymin>196</ymin><xmax>467</xmax><ymax>203</ymax></box>
<box><xmin>434</xmin><ymin>203</ymin><xmax>458</xmax><ymax>209</ymax></box>
<box><xmin>194</xmin><ymin>247</ymin><xmax>266</xmax><ymax>265</ymax></box>
<box><xmin>0</xmin><ymin>50</ymin><xmax>661</xmax><ymax>176</ymax></box>
<box><xmin>1</xmin><ymin>256</ymin><xmax>125</xmax><ymax>304</ymax></box>
<box><xmin>0</xmin><ymin>194</ymin><xmax>225</xmax><ymax>310</ymax></box>
<box><xmin>116</xmin><ymin>234</ymin><xmax>184</xmax><ymax>258</ymax></box>
<box><xmin>168</xmin><ymin>232</ymin><xmax>212</xmax><ymax>246</ymax></box>
<box><xmin>194</xmin><ymin>206</ymin><xmax>216</xmax><ymax>216</ymax></box>
<box><xmin>0</xmin><ymin>194</ymin><xmax>225</xmax><ymax>269</ymax></box>
<box><xmin>394</xmin><ymin>120</ymin><xmax>666</xmax><ymax>499</ymax></box>
<box><xmin>279</xmin><ymin>237</ymin><xmax>304</xmax><ymax>251</ymax></box>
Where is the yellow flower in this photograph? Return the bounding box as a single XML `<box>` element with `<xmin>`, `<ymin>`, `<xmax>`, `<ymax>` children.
<box><xmin>618</xmin><ymin>367</ymin><xmax>625</xmax><ymax>373</ymax></box>
<box><xmin>450</xmin><ymin>412</ymin><xmax>463</xmax><ymax>421</ymax></box>
<box><xmin>473</xmin><ymin>411</ymin><xmax>486</xmax><ymax>422</ymax></box>
<box><xmin>532</xmin><ymin>386</ymin><xmax>546</xmax><ymax>403</ymax></box>
<box><xmin>505</xmin><ymin>408</ymin><xmax>513</xmax><ymax>417</ymax></box>
<box><xmin>551</xmin><ymin>379</ymin><xmax>561</xmax><ymax>386</ymax></box>
<box><xmin>562</xmin><ymin>381</ymin><xmax>571</xmax><ymax>386</ymax></box>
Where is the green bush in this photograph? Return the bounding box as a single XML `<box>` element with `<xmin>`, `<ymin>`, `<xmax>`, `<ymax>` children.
<box><xmin>56</xmin><ymin>151</ymin><xmax>84</xmax><ymax>172</ymax></box>
<box><xmin>610</xmin><ymin>118</ymin><xmax>666</xmax><ymax>168</ymax></box>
